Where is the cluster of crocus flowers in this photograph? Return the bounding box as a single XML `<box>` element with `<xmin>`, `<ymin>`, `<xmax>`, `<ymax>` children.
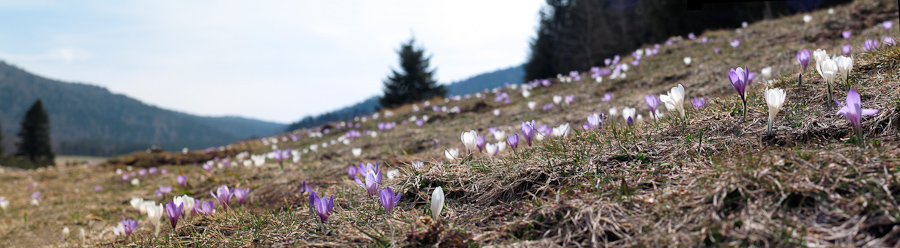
<box><xmin>113</xmin><ymin>218</ymin><xmax>139</xmax><ymax>238</ymax></box>
<box><xmin>835</xmin><ymin>89</ymin><xmax>879</xmax><ymax>143</ymax></box>
<box><xmin>583</xmin><ymin>114</ymin><xmax>603</xmax><ymax>130</ymax></box>
<box><xmin>764</xmin><ymin>88</ymin><xmax>787</xmax><ymax>133</ymax></box>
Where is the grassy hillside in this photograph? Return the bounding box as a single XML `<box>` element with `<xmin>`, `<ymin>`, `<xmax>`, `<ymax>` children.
<box><xmin>0</xmin><ymin>62</ymin><xmax>285</xmax><ymax>156</ymax></box>
<box><xmin>0</xmin><ymin>0</ymin><xmax>898</xmax><ymax>247</ymax></box>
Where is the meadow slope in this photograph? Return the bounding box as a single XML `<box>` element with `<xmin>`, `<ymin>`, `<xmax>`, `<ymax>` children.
<box><xmin>1</xmin><ymin>0</ymin><xmax>899</xmax><ymax>247</ymax></box>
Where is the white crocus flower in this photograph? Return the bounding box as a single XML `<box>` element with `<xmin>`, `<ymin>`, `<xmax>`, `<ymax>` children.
<box><xmin>146</xmin><ymin>203</ymin><xmax>164</xmax><ymax>236</ymax></box>
<box><xmin>445</xmin><ymin>149</ymin><xmax>459</xmax><ymax>161</ymax></box>
<box><xmin>62</xmin><ymin>227</ymin><xmax>70</xmax><ymax>240</ymax></box>
<box><xmin>683</xmin><ymin>57</ymin><xmax>692</xmax><ymax>66</ymax></box>
<box><xmin>422</xmin><ymin>115</ymin><xmax>429</xmax><ymax>122</ymax></box>
<box><xmin>431</xmin><ymin>187</ymin><xmax>445</xmax><ymax>220</ymax></box>
<box><xmin>821</xmin><ymin>58</ymin><xmax>838</xmax><ymax>86</ymax></box>
<box><xmin>522</xmin><ymin>89</ymin><xmax>531</xmax><ymax>98</ymax></box>
<box><xmin>552</xmin><ymin>95</ymin><xmax>563</xmax><ymax>105</ymax></box>
<box><xmin>387</xmin><ymin>169</ymin><xmax>400</xmax><ymax>179</ymax></box>
<box><xmin>460</xmin><ymin>130</ymin><xmax>478</xmax><ymax>152</ymax></box>
<box><xmin>764</xmin><ymin>87</ymin><xmax>787</xmax><ymax>133</ymax></box>
<box><xmin>834</xmin><ymin>56</ymin><xmax>853</xmax><ymax>83</ymax></box>
<box><xmin>622</xmin><ymin>107</ymin><xmax>637</xmax><ymax>123</ymax></box>
<box><xmin>609</xmin><ymin>107</ymin><xmax>618</xmax><ymax>116</ymax></box>
<box><xmin>660</xmin><ymin>84</ymin><xmax>686</xmax><ymax>117</ymax></box>
<box><xmin>527</xmin><ymin>101</ymin><xmax>537</xmax><ymax>111</ymax></box>
<box><xmin>181</xmin><ymin>195</ymin><xmax>196</xmax><ymax>219</ymax></box>
<box><xmin>352</xmin><ymin>148</ymin><xmax>362</xmax><ymax>157</ymax></box>
<box><xmin>493</xmin><ymin>130</ymin><xmax>506</xmax><ymax>142</ymax></box>
<box><xmin>130</xmin><ymin>198</ymin><xmax>144</xmax><ymax>212</ymax></box>
<box><xmin>551</xmin><ymin>123</ymin><xmax>570</xmax><ymax>137</ymax></box>
<box><xmin>131</xmin><ymin>178</ymin><xmax>140</xmax><ymax>186</ymax></box>
<box><xmin>761</xmin><ymin>67</ymin><xmax>772</xmax><ymax>80</ymax></box>
<box><xmin>497</xmin><ymin>141</ymin><xmax>506</xmax><ymax>153</ymax></box>
<box><xmin>595</xmin><ymin>76</ymin><xmax>603</xmax><ymax>83</ymax></box>
<box><xmin>493</xmin><ymin>109</ymin><xmax>500</xmax><ymax>116</ymax></box>
<box><xmin>484</xmin><ymin>143</ymin><xmax>498</xmax><ymax>156</ymax></box>
<box><xmin>0</xmin><ymin>197</ymin><xmax>8</xmax><ymax>211</ymax></box>
<box><xmin>803</xmin><ymin>15</ymin><xmax>812</xmax><ymax>23</ymax></box>
<box><xmin>813</xmin><ymin>49</ymin><xmax>829</xmax><ymax>79</ymax></box>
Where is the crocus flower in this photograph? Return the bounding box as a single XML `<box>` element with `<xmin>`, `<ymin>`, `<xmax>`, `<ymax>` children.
<box><xmin>146</xmin><ymin>203</ymin><xmax>164</xmax><ymax>236</ymax></box>
<box><xmin>507</xmin><ymin>133</ymin><xmax>519</xmax><ymax>150</ymax></box>
<box><xmin>659</xmin><ymin>84</ymin><xmax>686</xmax><ymax>117</ymax></box>
<box><xmin>527</xmin><ymin>101</ymin><xmax>537</xmax><ymax>111</ymax></box>
<box><xmin>885</xmin><ymin>37</ymin><xmax>896</xmax><ymax>46</ymax></box>
<box><xmin>121</xmin><ymin>218</ymin><xmax>138</xmax><ymax>236</ymax></box>
<box><xmin>683</xmin><ymin>57</ymin><xmax>691</xmax><ymax>66</ymax></box>
<box><xmin>174</xmin><ymin>195</ymin><xmax>196</xmax><ymax>218</ymax></box>
<box><xmin>601</xmin><ymin>93</ymin><xmax>613</xmax><ymax>102</ymax></box>
<box><xmin>30</xmin><ymin>191</ymin><xmax>40</xmax><ymax>205</ymax></box>
<box><xmin>233</xmin><ymin>187</ymin><xmax>250</xmax><ymax>206</ymax></box>
<box><xmin>308</xmin><ymin>190</ymin><xmax>335</xmax><ymax>224</ymax></box>
<box><xmin>802</xmin><ymin>15</ymin><xmax>812</xmax><ymax>23</ymax></box>
<box><xmin>645</xmin><ymin>95</ymin><xmax>660</xmax><ymax>119</ymax></box>
<box><xmin>764</xmin><ymin>88</ymin><xmax>787</xmax><ymax>133</ymax></box>
<box><xmin>834</xmin><ymin>56</ymin><xmax>853</xmax><ymax>84</ymax></box>
<box><xmin>730</xmin><ymin>39</ymin><xmax>740</xmax><ymax>48</ymax></box>
<box><xmin>835</xmin><ymin>89</ymin><xmax>879</xmax><ymax>140</ymax></box>
<box><xmin>692</xmin><ymin>97</ymin><xmax>708</xmax><ymax>109</ymax></box>
<box><xmin>165</xmin><ymin>201</ymin><xmax>183</xmax><ymax>229</ymax></box>
<box><xmin>623</xmin><ymin>108</ymin><xmax>636</xmax><ymax>126</ymax></box>
<box><xmin>196</xmin><ymin>200</ymin><xmax>215</xmax><ymax>215</ymax></box>
<box><xmin>813</xmin><ymin>49</ymin><xmax>828</xmax><ymax>77</ymax></box>
<box><xmin>416</xmin><ymin>119</ymin><xmax>424</xmax><ymax>126</ymax></box>
<box><xmin>460</xmin><ymin>130</ymin><xmax>477</xmax><ymax>152</ymax></box>
<box><xmin>521</xmin><ymin>121</ymin><xmax>535</xmax><ymax>146</ymax></box>
<box><xmin>431</xmin><ymin>187</ymin><xmax>444</xmax><ymax>220</ymax></box>
<box><xmin>820</xmin><ymin>58</ymin><xmax>839</xmax><ymax>101</ymax></box>
<box><xmin>886</xmin><ymin>21</ymin><xmax>894</xmax><ymax>32</ymax></box>
<box><xmin>729</xmin><ymin>66</ymin><xmax>751</xmax><ymax>118</ymax></box>
<box><xmin>157</xmin><ymin>185</ymin><xmax>172</xmax><ymax>197</ymax></box>
<box><xmin>351</xmin><ymin>148</ymin><xmax>362</xmax><ymax>157</ymax></box>
<box><xmin>378</xmin><ymin>187</ymin><xmax>401</xmax><ymax>215</ymax></box>
<box><xmin>354</xmin><ymin>163</ymin><xmax>381</xmax><ymax>197</ymax></box>
<box><xmin>842</xmin><ymin>44</ymin><xmax>851</xmax><ymax>56</ymax></box>
<box><xmin>863</xmin><ymin>39</ymin><xmax>879</xmax><ymax>52</ymax></box>
<box><xmin>492</xmin><ymin>130</ymin><xmax>506</xmax><ymax>141</ymax></box>
<box><xmin>842</xmin><ymin>30</ymin><xmax>851</xmax><ymax>40</ymax></box>
<box><xmin>475</xmin><ymin>135</ymin><xmax>486</xmax><ymax>152</ymax></box>
<box><xmin>203</xmin><ymin>162</ymin><xmax>213</xmax><ymax>172</ymax></box>
<box><xmin>149</xmin><ymin>167</ymin><xmax>158</xmax><ymax>175</ymax></box>
<box><xmin>564</xmin><ymin>95</ymin><xmax>574</xmax><ymax>105</ymax></box>
<box><xmin>445</xmin><ymin>148</ymin><xmax>459</xmax><ymax>161</ymax></box>
<box><xmin>411</xmin><ymin>161</ymin><xmax>424</xmax><ymax>169</ymax></box>
<box><xmin>484</xmin><ymin>143</ymin><xmax>498</xmax><ymax>156</ymax></box>
<box><xmin>210</xmin><ymin>185</ymin><xmax>234</xmax><ymax>210</ymax></box>
<box><xmin>176</xmin><ymin>175</ymin><xmax>187</xmax><ymax>187</ymax></box>
<box><xmin>587</xmin><ymin>114</ymin><xmax>602</xmax><ymax>129</ymax></box>
<box><xmin>1</xmin><ymin>197</ymin><xmax>9</xmax><ymax>211</ymax></box>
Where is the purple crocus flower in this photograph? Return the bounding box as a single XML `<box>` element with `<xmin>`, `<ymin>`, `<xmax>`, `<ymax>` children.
<box><xmin>842</xmin><ymin>44</ymin><xmax>851</xmax><ymax>56</ymax></box>
<box><xmin>864</xmin><ymin>39</ymin><xmax>879</xmax><ymax>52</ymax></box>
<box><xmin>148</xmin><ymin>167</ymin><xmax>158</xmax><ymax>175</ymax></box>
<box><xmin>702</xmin><ymin>36</ymin><xmax>708</xmax><ymax>43</ymax></box>
<box><xmin>582</xmin><ymin>123</ymin><xmax>591</xmax><ymax>131</ymax></box>
<box><xmin>176</xmin><ymin>175</ymin><xmax>187</xmax><ymax>187</ymax></box>
<box><xmin>835</xmin><ymin>89</ymin><xmax>879</xmax><ymax>133</ymax></box>
<box><xmin>842</xmin><ymin>30</ymin><xmax>851</xmax><ymax>40</ymax></box>
<box><xmin>885</xmin><ymin>37</ymin><xmax>896</xmax><ymax>46</ymax></box>
<box><xmin>94</xmin><ymin>185</ymin><xmax>102</xmax><ymax>191</ymax></box>
<box><xmin>507</xmin><ymin>133</ymin><xmax>519</xmax><ymax>150</ymax></box>
<box><xmin>692</xmin><ymin>97</ymin><xmax>708</xmax><ymax>109</ymax></box>
<box><xmin>308</xmin><ymin>190</ymin><xmax>335</xmax><ymax>224</ymax></box>
<box><xmin>688</xmin><ymin>32</ymin><xmax>696</xmax><ymax>40</ymax></box>
<box><xmin>626</xmin><ymin>116</ymin><xmax>634</xmax><ymax>126</ymax></box>
<box><xmin>161</xmin><ymin>168</ymin><xmax>167</xmax><ymax>174</ymax></box>
<box><xmin>31</xmin><ymin>191</ymin><xmax>40</xmax><ymax>200</ymax></box>
<box><xmin>210</xmin><ymin>185</ymin><xmax>234</xmax><ymax>210</ymax></box>
<box><xmin>587</xmin><ymin>114</ymin><xmax>602</xmax><ymax>129</ymax></box>
<box><xmin>564</xmin><ymin>95</ymin><xmax>575</xmax><ymax>105</ymax></box>
<box><xmin>157</xmin><ymin>185</ymin><xmax>172</xmax><ymax>197</ymax></box>
<box><xmin>378</xmin><ymin>187</ymin><xmax>402</xmax><ymax>215</ymax></box>
<box><xmin>347</xmin><ymin>166</ymin><xmax>358</xmax><ymax>179</ymax></box>
<box><xmin>645</xmin><ymin>95</ymin><xmax>660</xmax><ymax>119</ymax></box>
<box><xmin>121</xmin><ymin>218</ymin><xmax>138</xmax><ymax>236</ymax></box>
<box><xmin>165</xmin><ymin>201</ymin><xmax>183</xmax><ymax>229</ymax></box>
<box><xmin>122</xmin><ymin>174</ymin><xmax>130</xmax><ymax>181</ymax></box>
<box><xmin>203</xmin><ymin>161</ymin><xmax>213</xmax><ymax>172</ymax></box>
<box><xmin>886</xmin><ymin>21</ymin><xmax>894</xmax><ymax>31</ymax></box>
<box><xmin>714</xmin><ymin>47</ymin><xmax>720</xmax><ymax>54</ymax></box>
<box><xmin>797</xmin><ymin>49</ymin><xmax>810</xmax><ymax>70</ymax></box>
<box><xmin>233</xmin><ymin>187</ymin><xmax>250</xmax><ymax>206</ymax></box>
<box><xmin>521</xmin><ymin>121</ymin><xmax>535</xmax><ymax>147</ymax></box>
<box><xmin>729</xmin><ymin>66</ymin><xmax>751</xmax><ymax>101</ymax></box>
<box><xmin>354</xmin><ymin>163</ymin><xmax>381</xmax><ymax>197</ymax></box>
<box><xmin>476</xmin><ymin>135</ymin><xmax>486</xmax><ymax>152</ymax></box>
<box><xmin>536</xmin><ymin>125</ymin><xmax>552</xmax><ymax>137</ymax></box>
<box><xmin>196</xmin><ymin>200</ymin><xmax>215</xmax><ymax>215</ymax></box>
<box><xmin>301</xmin><ymin>180</ymin><xmax>312</xmax><ymax>192</ymax></box>
<box><xmin>138</xmin><ymin>169</ymin><xmax>147</xmax><ymax>177</ymax></box>
<box><xmin>542</xmin><ymin>104</ymin><xmax>553</xmax><ymax>111</ymax></box>
<box><xmin>730</xmin><ymin>39</ymin><xmax>740</xmax><ymax>48</ymax></box>
<box><xmin>601</xmin><ymin>93</ymin><xmax>613</xmax><ymax>102</ymax></box>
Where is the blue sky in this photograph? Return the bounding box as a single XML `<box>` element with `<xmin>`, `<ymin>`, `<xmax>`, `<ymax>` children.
<box><xmin>0</xmin><ymin>0</ymin><xmax>544</xmax><ymax>123</ymax></box>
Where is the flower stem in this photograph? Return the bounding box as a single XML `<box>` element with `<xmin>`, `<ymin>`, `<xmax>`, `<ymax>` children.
<box><xmin>766</xmin><ymin>119</ymin><xmax>773</xmax><ymax>133</ymax></box>
<box><xmin>741</xmin><ymin>98</ymin><xmax>747</xmax><ymax>122</ymax></box>
<box><xmin>826</xmin><ymin>82</ymin><xmax>834</xmax><ymax>106</ymax></box>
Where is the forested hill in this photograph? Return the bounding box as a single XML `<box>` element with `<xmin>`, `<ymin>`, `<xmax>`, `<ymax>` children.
<box><xmin>0</xmin><ymin>61</ymin><xmax>285</xmax><ymax>156</ymax></box>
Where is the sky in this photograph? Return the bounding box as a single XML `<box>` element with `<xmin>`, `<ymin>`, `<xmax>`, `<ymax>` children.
<box><xmin>0</xmin><ymin>0</ymin><xmax>544</xmax><ymax>124</ymax></box>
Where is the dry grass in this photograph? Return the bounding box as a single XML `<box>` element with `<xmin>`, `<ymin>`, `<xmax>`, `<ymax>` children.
<box><xmin>1</xmin><ymin>0</ymin><xmax>899</xmax><ymax>247</ymax></box>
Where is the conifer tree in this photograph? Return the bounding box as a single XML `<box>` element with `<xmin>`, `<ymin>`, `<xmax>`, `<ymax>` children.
<box><xmin>16</xmin><ymin>99</ymin><xmax>54</xmax><ymax>164</ymax></box>
<box><xmin>380</xmin><ymin>37</ymin><xmax>446</xmax><ymax>109</ymax></box>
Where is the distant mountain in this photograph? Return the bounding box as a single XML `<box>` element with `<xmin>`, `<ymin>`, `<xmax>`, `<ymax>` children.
<box><xmin>447</xmin><ymin>64</ymin><xmax>524</xmax><ymax>96</ymax></box>
<box><xmin>0</xmin><ymin>60</ymin><xmax>285</xmax><ymax>156</ymax></box>
<box><xmin>285</xmin><ymin>64</ymin><xmax>524</xmax><ymax>131</ymax></box>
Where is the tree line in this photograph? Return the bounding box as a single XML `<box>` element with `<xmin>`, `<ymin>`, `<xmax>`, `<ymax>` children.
<box><xmin>524</xmin><ymin>0</ymin><xmax>852</xmax><ymax>81</ymax></box>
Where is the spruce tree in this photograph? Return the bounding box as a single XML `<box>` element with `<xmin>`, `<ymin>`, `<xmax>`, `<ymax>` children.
<box><xmin>16</xmin><ymin>99</ymin><xmax>54</xmax><ymax>164</ymax></box>
<box><xmin>380</xmin><ymin>37</ymin><xmax>446</xmax><ymax>109</ymax></box>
